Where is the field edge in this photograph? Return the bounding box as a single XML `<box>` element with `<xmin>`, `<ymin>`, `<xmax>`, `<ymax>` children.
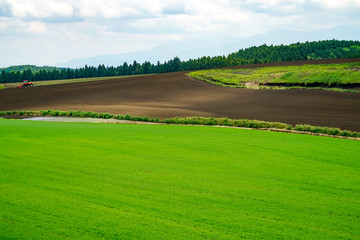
<box><xmin>187</xmin><ymin>62</ymin><xmax>360</xmax><ymax>93</ymax></box>
<box><xmin>1</xmin><ymin>110</ymin><xmax>359</xmax><ymax>140</ymax></box>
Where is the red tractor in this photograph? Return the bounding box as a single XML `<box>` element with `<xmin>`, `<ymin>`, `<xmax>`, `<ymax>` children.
<box><xmin>17</xmin><ymin>80</ymin><xmax>33</xmax><ymax>88</ymax></box>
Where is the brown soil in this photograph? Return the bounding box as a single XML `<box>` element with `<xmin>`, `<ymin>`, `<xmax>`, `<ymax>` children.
<box><xmin>1</xmin><ymin>58</ymin><xmax>359</xmax><ymax>131</ymax></box>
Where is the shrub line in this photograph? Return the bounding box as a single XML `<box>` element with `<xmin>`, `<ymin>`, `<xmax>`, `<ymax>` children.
<box><xmin>1</xmin><ymin>110</ymin><xmax>359</xmax><ymax>139</ymax></box>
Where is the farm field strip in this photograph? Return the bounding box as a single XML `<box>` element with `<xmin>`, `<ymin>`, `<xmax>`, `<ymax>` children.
<box><xmin>1</xmin><ymin>59</ymin><xmax>360</xmax><ymax>132</ymax></box>
<box><xmin>3</xmin><ymin>58</ymin><xmax>360</xmax><ymax>89</ymax></box>
<box><xmin>0</xmin><ymin>119</ymin><xmax>359</xmax><ymax>239</ymax></box>
<box><xmin>189</xmin><ymin>62</ymin><xmax>360</xmax><ymax>91</ymax></box>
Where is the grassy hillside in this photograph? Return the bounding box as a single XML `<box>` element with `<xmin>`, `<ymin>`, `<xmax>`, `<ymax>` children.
<box><xmin>189</xmin><ymin>62</ymin><xmax>360</xmax><ymax>91</ymax></box>
<box><xmin>0</xmin><ymin>119</ymin><xmax>359</xmax><ymax>239</ymax></box>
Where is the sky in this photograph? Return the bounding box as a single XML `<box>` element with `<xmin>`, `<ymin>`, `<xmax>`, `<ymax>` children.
<box><xmin>0</xmin><ymin>0</ymin><xmax>360</xmax><ymax>67</ymax></box>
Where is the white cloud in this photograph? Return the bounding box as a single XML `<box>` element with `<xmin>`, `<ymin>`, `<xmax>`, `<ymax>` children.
<box><xmin>1</xmin><ymin>0</ymin><xmax>360</xmax><ymax>21</ymax></box>
<box><xmin>0</xmin><ymin>21</ymin><xmax>7</xmax><ymax>29</ymax></box>
<box><xmin>118</xmin><ymin>0</ymin><xmax>255</xmax><ymax>34</ymax></box>
<box><xmin>5</xmin><ymin>0</ymin><xmax>74</xmax><ymax>18</ymax></box>
<box><xmin>28</xmin><ymin>21</ymin><xmax>46</xmax><ymax>34</ymax></box>
<box><xmin>311</xmin><ymin>0</ymin><xmax>360</xmax><ymax>9</ymax></box>
<box><xmin>243</xmin><ymin>0</ymin><xmax>305</xmax><ymax>7</ymax></box>
<box><xmin>76</xmin><ymin>0</ymin><xmax>137</xmax><ymax>18</ymax></box>
<box><xmin>0</xmin><ymin>17</ymin><xmax>47</xmax><ymax>35</ymax></box>
<box><xmin>0</xmin><ymin>0</ymin><xmax>359</xmax><ymax>67</ymax></box>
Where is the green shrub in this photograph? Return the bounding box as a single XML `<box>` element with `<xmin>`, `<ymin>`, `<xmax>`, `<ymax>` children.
<box><xmin>353</xmin><ymin>132</ymin><xmax>360</xmax><ymax>138</ymax></box>
<box><xmin>339</xmin><ymin>130</ymin><xmax>352</xmax><ymax>137</ymax></box>
<box><xmin>98</xmin><ymin>113</ymin><xmax>114</xmax><ymax>119</ymax></box>
<box><xmin>66</xmin><ymin>111</ymin><xmax>74</xmax><ymax>117</ymax></box>
<box><xmin>81</xmin><ymin>111</ymin><xmax>93</xmax><ymax>118</ymax></box>
<box><xmin>294</xmin><ymin>124</ymin><xmax>311</xmax><ymax>132</ymax></box>
<box><xmin>150</xmin><ymin>117</ymin><xmax>160</xmax><ymax>123</ymax></box>
<box><xmin>270</xmin><ymin>122</ymin><xmax>291</xmax><ymax>129</ymax></box>
<box><xmin>41</xmin><ymin>110</ymin><xmax>51</xmax><ymax>116</ymax></box>
<box><xmin>89</xmin><ymin>112</ymin><xmax>99</xmax><ymax>118</ymax></box>
<box><xmin>310</xmin><ymin>126</ymin><xmax>323</xmax><ymax>133</ymax></box>
<box><xmin>114</xmin><ymin>115</ymin><xmax>124</xmax><ymax>120</ymax></box>
<box><xmin>325</xmin><ymin>127</ymin><xmax>341</xmax><ymax>135</ymax></box>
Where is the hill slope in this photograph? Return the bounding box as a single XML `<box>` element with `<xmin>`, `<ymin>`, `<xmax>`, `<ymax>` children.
<box><xmin>2</xmin><ymin>39</ymin><xmax>360</xmax><ymax>84</ymax></box>
<box><xmin>189</xmin><ymin>62</ymin><xmax>360</xmax><ymax>90</ymax></box>
<box><xmin>1</xmin><ymin>59</ymin><xmax>360</xmax><ymax>131</ymax></box>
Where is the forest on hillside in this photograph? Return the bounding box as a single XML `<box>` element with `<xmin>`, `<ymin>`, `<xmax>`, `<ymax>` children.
<box><xmin>1</xmin><ymin>40</ymin><xmax>360</xmax><ymax>83</ymax></box>
<box><xmin>0</xmin><ymin>65</ymin><xmax>63</xmax><ymax>73</ymax></box>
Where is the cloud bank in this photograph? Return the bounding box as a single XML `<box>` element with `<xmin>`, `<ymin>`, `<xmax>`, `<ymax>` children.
<box><xmin>0</xmin><ymin>0</ymin><xmax>359</xmax><ymax>66</ymax></box>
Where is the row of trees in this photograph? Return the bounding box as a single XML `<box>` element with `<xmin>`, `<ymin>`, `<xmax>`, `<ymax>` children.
<box><xmin>228</xmin><ymin>40</ymin><xmax>360</xmax><ymax>62</ymax></box>
<box><xmin>1</xmin><ymin>40</ymin><xmax>360</xmax><ymax>83</ymax></box>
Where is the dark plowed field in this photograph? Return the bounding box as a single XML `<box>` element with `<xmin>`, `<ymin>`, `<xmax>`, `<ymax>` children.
<box><xmin>1</xmin><ymin>58</ymin><xmax>360</xmax><ymax>131</ymax></box>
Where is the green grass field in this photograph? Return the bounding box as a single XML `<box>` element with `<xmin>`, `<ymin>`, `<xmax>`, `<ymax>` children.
<box><xmin>0</xmin><ymin>119</ymin><xmax>359</xmax><ymax>239</ymax></box>
<box><xmin>189</xmin><ymin>62</ymin><xmax>360</xmax><ymax>91</ymax></box>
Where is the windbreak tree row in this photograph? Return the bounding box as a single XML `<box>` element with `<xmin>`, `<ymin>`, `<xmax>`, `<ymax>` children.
<box><xmin>1</xmin><ymin>39</ymin><xmax>360</xmax><ymax>83</ymax></box>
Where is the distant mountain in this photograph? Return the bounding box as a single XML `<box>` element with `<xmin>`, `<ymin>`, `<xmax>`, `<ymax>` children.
<box><xmin>58</xmin><ymin>25</ymin><xmax>360</xmax><ymax>68</ymax></box>
<box><xmin>3</xmin><ymin>40</ymin><xmax>359</xmax><ymax>84</ymax></box>
<box><xmin>58</xmin><ymin>34</ymin><xmax>238</xmax><ymax>68</ymax></box>
<box><xmin>223</xmin><ymin>25</ymin><xmax>360</xmax><ymax>52</ymax></box>
<box><xmin>0</xmin><ymin>65</ymin><xmax>65</xmax><ymax>73</ymax></box>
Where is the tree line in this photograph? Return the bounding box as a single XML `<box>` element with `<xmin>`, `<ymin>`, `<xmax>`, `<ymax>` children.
<box><xmin>1</xmin><ymin>39</ymin><xmax>360</xmax><ymax>83</ymax></box>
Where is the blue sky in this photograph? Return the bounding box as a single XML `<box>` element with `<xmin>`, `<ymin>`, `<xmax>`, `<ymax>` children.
<box><xmin>0</xmin><ymin>0</ymin><xmax>360</xmax><ymax>67</ymax></box>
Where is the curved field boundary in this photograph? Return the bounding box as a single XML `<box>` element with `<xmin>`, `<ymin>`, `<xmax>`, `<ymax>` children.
<box><xmin>1</xmin><ymin>110</ymin><xmax>359</xmax><ymax>140</ymax></box>
<box><xmin>1</xmin><ymin>59</ymin><xmax>359</xmax><ymax>131</ymax></box>
<box><xmin>2</xmin><ymin>58</ymin><xmax>359</xmax><ymax>89</ymax></box>
<box><xmin>188</xmin><ymin>61</ymin><xmax>360</xmax><ymax>92</ymax></box>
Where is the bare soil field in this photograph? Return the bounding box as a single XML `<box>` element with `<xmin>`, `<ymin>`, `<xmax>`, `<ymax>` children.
<box><xmin>1</xmin><ymin>58</ymin><xmax>359</xmax><ymax>131</ymax></box>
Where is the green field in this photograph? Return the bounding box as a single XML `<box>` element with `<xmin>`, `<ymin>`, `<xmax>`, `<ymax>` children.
<box><xmin>0</xmin><ymin>119</ymin><xmax>359</xmax><ymax>239</ymax></box>
<box><xmin>189</xmin><ymin>62</ymin><xmax>360</xmax><ymax>91</ymax></box>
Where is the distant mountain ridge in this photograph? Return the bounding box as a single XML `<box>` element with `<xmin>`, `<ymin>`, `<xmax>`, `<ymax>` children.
<box><xmin>2</xmin><ymin>40</ymin><xmax>359</xmax><ymax>84</ymax></box>
<box><xmin>58</xmin><ymin>25</ymin><xmax>360</xmax><ymax>68</ymax></box>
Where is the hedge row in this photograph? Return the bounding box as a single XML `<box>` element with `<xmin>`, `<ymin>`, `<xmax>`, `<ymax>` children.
<box><xmin>0</xmin><ymin>110</ymin><xmax>160</xmax><ymax>123</ymax></box>
<box><xmin>164</xmin><ymin>116</ymin><xmax>291</xmax><ymax>129</ymax></box>
<box><xmin>164</xmin><ymin>117</ymin><xmax>360</xmax><ymax>138</ymax></box>
<box><xmin>1</xmin><ymin>110</ymin><xmax>359</xmax><ymax>138</ymax></box>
